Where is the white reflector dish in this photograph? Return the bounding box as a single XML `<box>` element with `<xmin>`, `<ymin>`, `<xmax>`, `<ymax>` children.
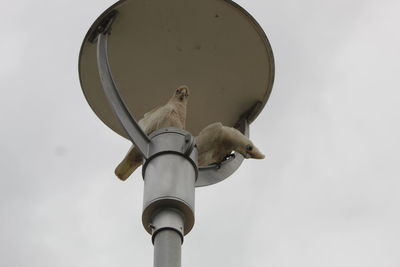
<box><xmin>79</xmin><ymin>0</ymin><xmax>274</xmax><ymax>138</ymax></box>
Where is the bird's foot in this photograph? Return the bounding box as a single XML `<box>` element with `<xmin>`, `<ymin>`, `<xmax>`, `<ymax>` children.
<box><xmin>213</xmin><ymin>153</ymin><xmax>236</xmax><ymax>169</ymax></box>
<box><xmin>222</xmin><ymin>153</ymin><xmax>236</xmax><ymax>161</ymax></box>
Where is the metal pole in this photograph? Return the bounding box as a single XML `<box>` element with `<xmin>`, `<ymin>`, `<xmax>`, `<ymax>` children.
<box><xmin>151</xmin><ymin>209</ymin><xmax>184</xmax><ymax>267</ymax></box>
<box><xmin>154</xmin><ymin>230</ymin><xmax>181</xmax><ymax>267</ymax></box>
<box><xmin>141</xmin><ymin>128</ymin><xmax>197</xmax><ymax>267</ymax></box>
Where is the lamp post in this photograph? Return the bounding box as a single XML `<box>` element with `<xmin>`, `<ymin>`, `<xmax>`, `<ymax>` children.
<box><xmin>79</xmin><ymin>0</ymin><xmax>274</xmax><ymax>266</ymax></box>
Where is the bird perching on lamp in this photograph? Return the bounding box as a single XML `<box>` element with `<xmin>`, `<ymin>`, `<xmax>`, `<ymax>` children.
<box><xmin>78</xmin><ymin>0</ymin><xmax>274</xmax><ymax>266</ymax></box>
<box><xmin>115</xmin><ymin>85</ymin><xmax>190</xmax><ymax>180</ymax></box>
<box><xmin>115</xmin><ymin>85</ymin><xmax>265</xmax><ymax>180</ymax></box>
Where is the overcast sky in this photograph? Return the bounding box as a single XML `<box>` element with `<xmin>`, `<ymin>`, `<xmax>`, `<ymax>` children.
<box><xmin>1</xmin><ymin>0</ymin><xmax>400</xmax><ymax>266</ymax></box>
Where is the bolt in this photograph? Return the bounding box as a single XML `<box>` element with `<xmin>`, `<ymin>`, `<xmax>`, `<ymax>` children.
<box><xmin>185</xmin><ymin>134</ymin><xmax>191</xmax><ymax>142</ymax></box>
<box><xmin>97</xmin><ymin>25</ymin><xmax>105</xmax><ymax>33</ymax></box>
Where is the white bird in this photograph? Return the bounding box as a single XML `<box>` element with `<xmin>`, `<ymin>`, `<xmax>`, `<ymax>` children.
<box><xmin>115</xmin><ymin>85</ymin><xmax>190</xmax><ymax>180</ymax></box>
<box><xmin>196</xmin><ymin>122</ymin><xmax>265</xmax><ymax>166</ymax></box>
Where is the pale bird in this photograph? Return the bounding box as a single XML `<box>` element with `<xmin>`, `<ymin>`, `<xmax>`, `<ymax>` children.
<box><xmin>196</xmin><ymin>122</ymin><xmax>265</xmax><ymax>166</ymax></box>
<box><xmin>115</xmin><ymin>85</ymin><xmax>189</xmax><ymax>180</ymax></box>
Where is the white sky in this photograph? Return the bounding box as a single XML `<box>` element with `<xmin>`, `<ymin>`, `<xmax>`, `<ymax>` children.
<box><xmin>1</xmin><ymin>0</ymin><xmax>400</xmax><ymax>266</ymax></box>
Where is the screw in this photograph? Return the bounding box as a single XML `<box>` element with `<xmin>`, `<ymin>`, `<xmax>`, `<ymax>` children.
<box><xmin>185</xmin><ymin>134</ymin><xmax>191</xmax><ymax>142</ymax></box>
<box><xmin>97</xmin><ymin>25</ymin><xmax>105</xmax><ymax>33</ymax></box>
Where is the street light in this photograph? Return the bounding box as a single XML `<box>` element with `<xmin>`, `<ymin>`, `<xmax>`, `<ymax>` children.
<box><xmin>79</xmin><ymin>0</ymin><xmax>274</xmax><ymax>266</ymax></box>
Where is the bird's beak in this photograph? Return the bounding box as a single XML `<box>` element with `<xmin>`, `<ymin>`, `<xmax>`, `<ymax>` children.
<box><xmin>248</xmin><ymin>147</ymin><xmax>265</xmax><ymax>159</ymax></box>
<box><xmin>175</xmin><ymin>85</ymin><xmax>189</xmax><ymax>100</ymax></box>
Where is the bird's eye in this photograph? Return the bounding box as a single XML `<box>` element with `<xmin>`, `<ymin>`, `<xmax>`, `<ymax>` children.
<box><xmin>245</xmin><ymin>145</ymin><xmax>253</xmax><ymax>151</ymax></box>
<box><xmin>176</xmin><ymin>89</ymin><xmax>180</xmax><ymax>93</ymax></box>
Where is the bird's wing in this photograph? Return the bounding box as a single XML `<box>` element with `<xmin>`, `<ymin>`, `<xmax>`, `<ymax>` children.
<box><xmin>196</xmin><ymin>122</ymin><xmax>225</xmax><ymax>166</ymax></box>
<box><xmin>139</xmin><ymin>101</ymin><xmax>186</xmax><ymax>134</ymax></box>
<box><xmin>139</xmin><ymin>105</ymin><xmax>169</xmax><ymax>134</ymax></box>
<box><xmin>115</xmin><ymin>105</ymin><xmax>167</xmax><ymax>180</ymax></box>
<box><xmin>198</xmin><ymin>122</ymin><xmax>223</xmax><ymax>136</ymax></box>
<box><xmin>143</xmin><ymin>105</ymin><xmax>161</xmax><ymax>118</ymax></box>
<box><xmin>114</xmin><ymin>146</ymin><xmax>143</xmax><ymax>181</ymax></box>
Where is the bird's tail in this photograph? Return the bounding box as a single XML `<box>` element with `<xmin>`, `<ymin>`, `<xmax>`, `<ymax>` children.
<box><xmin>115</xmin><ymin>146</ymin><xmax>143</xmax><ymax>181</ymax></box>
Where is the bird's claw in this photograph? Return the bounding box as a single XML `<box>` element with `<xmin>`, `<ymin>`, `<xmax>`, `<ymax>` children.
<box><xmin>223</xmin><ymin>153</ymin><xmax>236</xmax><ymax>161</ymax></box>
<box><xmin>213</xmin><ymin>153</ymin><xmax>236</xmax><ymax>169</ymax></box>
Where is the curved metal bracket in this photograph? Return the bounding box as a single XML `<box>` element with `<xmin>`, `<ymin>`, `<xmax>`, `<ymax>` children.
<box><xmin>95</xmin><ymin>16</ymin><xmax>151</xmax><ymax>159</ymax></box>
<box><xmin>196</xmin><ymin>119</ymin><xmax>249</xmax><ymax>187</ymax></box>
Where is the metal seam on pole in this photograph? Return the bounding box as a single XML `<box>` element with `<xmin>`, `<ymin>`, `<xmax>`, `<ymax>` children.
<box><xmin>152</xmin><ymin>228</ymin><xmax>184</xmax><ymax>244</ymax></box>
<box><xmin>142</xmin><ymin>151</ymin><xmax>199</xmax><ymax>181</ymax></box>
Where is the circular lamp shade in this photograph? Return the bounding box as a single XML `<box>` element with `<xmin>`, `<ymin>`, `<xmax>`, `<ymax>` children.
<box><xmin>79</xmin><ymin>0</ymin><xmax>274</xmax><ymax>138</ymax></box>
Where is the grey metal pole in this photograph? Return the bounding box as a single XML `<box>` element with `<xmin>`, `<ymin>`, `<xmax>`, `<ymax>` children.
<box><xmin>151</xmin><ymin>209</ymin><xmax>184</xmax><ymax>267</ymax></box>
<box><xmin>141</xmin><ymin>128</ymin><xmax>197</xmax><ymax>267</ymax></box>
<box><xmin>154</xmin><ymin>230</ymin><xmax>182</xmax><ymax>267</ymax></box>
